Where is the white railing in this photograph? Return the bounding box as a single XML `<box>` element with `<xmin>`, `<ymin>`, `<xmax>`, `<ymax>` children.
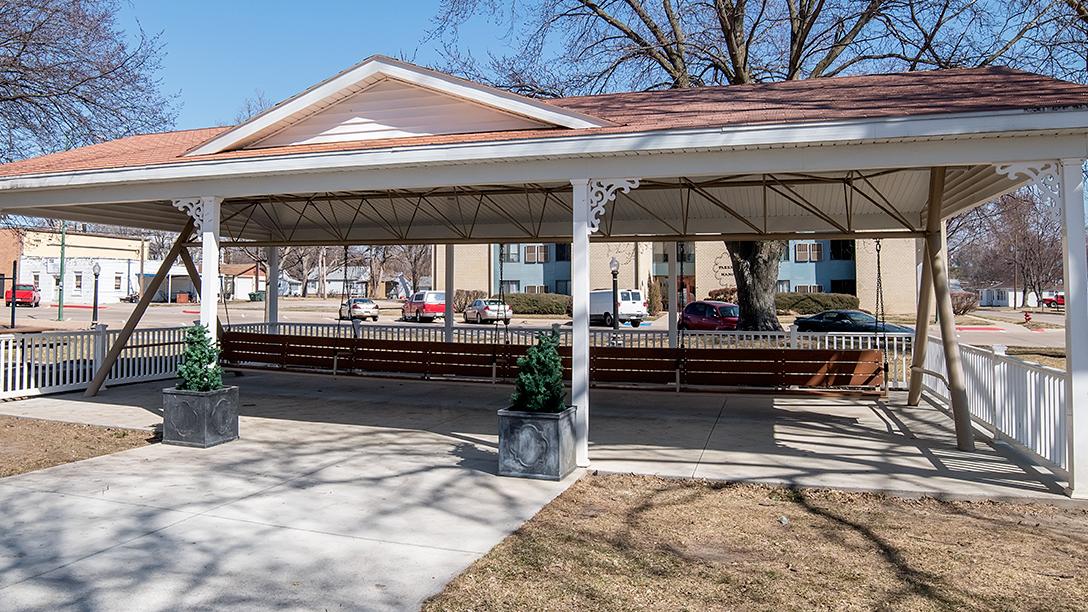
<box><xmin>922</xmin><ymin>341</ymin><xmax>1068</xmax><ymax>475</ymax></box>
<box><xmin>0</xmin><ymin>326</ymin><xmax>189</xmax><ymax>400</ymax></box>
<box><xmin>106</xmin><ymin>326</ymin><xmax>189</xmax><ymax>385</ymax></box>
<box><xmin>225</xmin><ymin>322</ymin><xmax>914</xmax><ymax>389</ymax></box>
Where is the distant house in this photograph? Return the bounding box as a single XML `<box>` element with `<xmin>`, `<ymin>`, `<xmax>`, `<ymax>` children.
<box><xmin>306</xmin><ymin>265</ymin><xmax>369</xmax><ymax>297</ymax></box>
<box><xmin>979</xmin><ymin>286</ymin><xmax>1061</xmax><ymax>308</ymax></box>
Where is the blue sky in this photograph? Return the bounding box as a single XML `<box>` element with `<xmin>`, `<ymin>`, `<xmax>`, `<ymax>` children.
<box><xmin>119</xmin><ymin>1</ymin><xmax>484</xmax><ymax>129</ymax></box>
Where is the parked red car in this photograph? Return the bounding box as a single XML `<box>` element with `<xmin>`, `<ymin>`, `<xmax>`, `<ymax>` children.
<box><xmin>1041</xmin><ymin>294</ymin><xmax>1065</xmax><ymax>308</ymax></box>
<box><xmin>678</xmin><ymin>300</ymin><xmax>739</xmax><ymax>330</ymax></box>
<box><xmin>4</xmin><ymin>283</ymin><xmax>40</xmax><ymax>307</ymax></box>
<box><xmin>401</xmin><ymin>290</ymin><xmax>446</xmax><ymax>322</ymax></box>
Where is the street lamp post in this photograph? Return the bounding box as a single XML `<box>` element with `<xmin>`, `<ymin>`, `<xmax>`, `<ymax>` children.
<box><xmin>91</xmin><ymin>262</ymin><xmax>101</xmax><ymax>325</ymax></box>
<box><xmin>609</xmin><ymin>256</ymin><xmax>620</xmax><ymax>330</ymax></box>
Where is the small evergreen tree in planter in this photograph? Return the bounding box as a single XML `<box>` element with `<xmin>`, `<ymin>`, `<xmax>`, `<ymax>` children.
<box><xmin>498</xmin><ymin>330</ymin><xmax>576</xmax><ymax>480</ymax></box>
<box><xmin>161</xmin><ymin>324</ymin><xmax>239</xmax><ymax>448</ymax></box>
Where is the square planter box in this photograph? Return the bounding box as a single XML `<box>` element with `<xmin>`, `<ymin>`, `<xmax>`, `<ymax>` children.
<box><xmin>498</xmin><ymin>406</ymin><xmax>576</xmax><ymax>481</ymax></box>
<box><xmin>162</xmin><ymin>386</ymin><xmax>239</xmax><ymax>448</ymax></box>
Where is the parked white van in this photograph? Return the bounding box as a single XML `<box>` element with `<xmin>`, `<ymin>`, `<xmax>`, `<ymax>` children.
<box><xmin>589</xmin><ymin>289</ymin><xmax>648</xmax><ymax>327</ymax></box>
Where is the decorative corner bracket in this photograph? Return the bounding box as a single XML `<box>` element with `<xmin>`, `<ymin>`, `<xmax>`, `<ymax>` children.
<box><xmin>587</xmin><ymin>178</ymin><xmax>640</xmax><ymax>234</ymax></box>
<box><xmin>171</xmin><ymin>196</ymin><xmax>221</xmax><ymax>232</ymax></box>
<box><xmin>995</xmin><ymin>161</ymin><xmax>1062</xmax><ymax>214</ymax></box>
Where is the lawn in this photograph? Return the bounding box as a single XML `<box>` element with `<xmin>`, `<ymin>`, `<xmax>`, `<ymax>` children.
<box><xmin>0</xmin><ymin>415</ymin><xmax>156</xmax><ymax>477</ymax></box>
<box><xmin>426</xmin><ymin>474</ymin><xmax>1087</xmax><ymax>612</ymax></box>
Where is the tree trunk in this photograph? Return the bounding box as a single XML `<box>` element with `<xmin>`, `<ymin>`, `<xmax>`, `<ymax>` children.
<box><xmin>725</xmin><ymin>240</ymin><xmax>785</xmax><ymax>331</ymax></box>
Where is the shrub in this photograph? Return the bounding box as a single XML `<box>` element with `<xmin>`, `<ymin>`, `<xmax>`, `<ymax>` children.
<box><xmin>646</xmin><ymin>279</ymin><xmax>663</xmax><ymax>315</ymax></box>
<box><xmin>775</xmin><ymin>292</ymin><xmax>859</xmax><ymax>314</ymax></box>
<box><xmin>706</xmin><ymin>287</ymin><xmax>738</xmax><ymax>303</ymax></box>
<box><xmin>176</xmin><ymin>324</ymin><xmax>222</xmax><ymax>392</ymax></box>
<box><xmin>453</xmin><ymin>289</ymin><xmax>487</xmax><ymax>311</ymax></box>
<box><xmin>509</xmin><ymin>330</ymin><xmax>566</xmax><ymax>412</ymax></box>
<box><xmin>951</xmin><ymin>291</ymin><xmax>979</xmax><ymax>315</ymax></box>
<box><xmin>504</xmin><ymin>292</ymin><xmax>572</xmax><ymax>316</ymax></box>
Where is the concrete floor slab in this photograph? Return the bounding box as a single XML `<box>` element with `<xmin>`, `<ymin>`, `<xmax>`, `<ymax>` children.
<box><xmin>1</xmin><ymin>513</ymin><xmax>480</xmax><ymax>612</ymax></box>
<box><xmin>0</xmin><ymin>370</ymin><xmax>1068</xmax><ymax>610</ymax></box>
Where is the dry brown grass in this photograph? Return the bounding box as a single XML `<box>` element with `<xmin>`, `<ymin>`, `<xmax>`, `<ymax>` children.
<box><xmin>0</xmin><ymin>416</ymin><xmax>155</xmax><ymax>478</ymax></box>
<box><xmin>426</xmin><ymin>473</ymin><xmax>1088</xmax><ymax>612</ymax></box>
<box><xmin>1007</xmin><ymin>348</ymin><xmax>1066</xmax><ymax>371</ymax></box>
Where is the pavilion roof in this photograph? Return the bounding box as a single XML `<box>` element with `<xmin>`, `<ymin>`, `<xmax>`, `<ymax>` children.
<box><xmin>1</xmin><ymin>66</ymin><xmax>1085</xmax><ymax>180</ymax></box>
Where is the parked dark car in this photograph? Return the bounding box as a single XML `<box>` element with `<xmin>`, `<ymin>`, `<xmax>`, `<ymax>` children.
<box><xmin>679</xmin><ymin>300</ymin><xmax>740</xmax><ymax>331</ymax></box>
<box><xmin>793</xmin><ymin>310</ymin><xmax>912</xmax><ymax>333</ymax></box>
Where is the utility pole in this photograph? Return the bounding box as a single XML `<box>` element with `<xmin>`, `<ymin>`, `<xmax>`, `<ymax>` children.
<box><xmin>56</xmin><ymin>221</ymin><xmax>66</xmax><ymax>321</ymax></box>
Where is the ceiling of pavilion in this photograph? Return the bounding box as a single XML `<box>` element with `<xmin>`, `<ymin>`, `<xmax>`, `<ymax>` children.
<box><xmin>17</xmin><ymin>164</ymin><xmax>1020</xmax><ymax>245</ymax></box>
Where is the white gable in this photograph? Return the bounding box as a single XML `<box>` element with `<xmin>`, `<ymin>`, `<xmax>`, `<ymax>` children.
<box><xmin>187</xmin><ymin>55</ymin><xmax>611</xmax><ymax>156</ymax></box>
<box><xmin>252</xmin><ymin>78</ymin><xmax>549</xmax><ymax>149</ymax></box>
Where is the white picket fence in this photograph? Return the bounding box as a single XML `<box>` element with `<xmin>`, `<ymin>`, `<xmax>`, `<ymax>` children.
<box><xmin>0</xmin><ymin>326</ymin><xmax>189</xmax><ymax>400</ymax></box>
<box><xmin>225</xmin><ymin>322</ymin><xmax>915</xmax><ymax>389</ymax></box>
<box><xmin>922</xmin><ymin>341</ymin><xmax>1068</xmax><ymax>475</ymax></box>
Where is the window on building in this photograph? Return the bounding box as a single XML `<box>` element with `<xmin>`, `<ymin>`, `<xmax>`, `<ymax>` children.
<box><xmin>796</xmin><ymin>284</ymin><xmax>824</xmax><ymax>294</ymax></box>
<box><xmin>830</xmin><ymin>279</ymin><xmax>857</xmax><ymax>295</ymax></box>
<box><xmin>554</xmin><ymin>280</ymin><xmax>571</xmax><ymax>295</ymax></box>
<box><xmin>809</xmin><ymin>242</ymin><xmax>824</xmax><ymax>262</ymax></box>
<box><xmin>524</xmin><ymin>285</ymin><xmax>547</xmax><ymax>294</ymax></box>
<box><xmin>794</xmin><ymin>243</ymin><xmax>810</xmax><ymax>263</ymax></box>
<box><xmin>780</xmin><ymin>247</ymin><xmax>790</xmax><ymax>262</ymax></box>
<box><xmin>524</xmin><ymin>245</ymin><xmax>549</xmax><ymax>264</ymax></box>
<box><xmin>500</xmin><ymin>280</ymin><xmax>520</xmax><ymax>294</ymax></box>
<box><xmin>114</xmin><ymin>273</ymin><xmax>123</xmax><ymax>290</ymax></box>
<box><xmin>554</xmin><ymin>244</ymin><xmax>571</xmax><ymax>261</ymax></box>
<box><xmin>500</xmin><ymin>244</ymin><xmax>520</xmax><ymax>263</ymax></box>
<box><xmin>73</xmin><ymin>273</ymin><xmax>83</xmax><ymax>295</ymax></box>
<box><xmin>830</xmin><ymin>240</ymin><xmax>855</xmax><ymax>261</ymax></box>
<box><xmin>776</xmin><ymin>280</ymin><xmax>791</xmax><ymax>293</ymax></box>
<box><xmin>32</xmin><ymin>273</ymin><xmax>40</xmax><ymax>289</ymax></box>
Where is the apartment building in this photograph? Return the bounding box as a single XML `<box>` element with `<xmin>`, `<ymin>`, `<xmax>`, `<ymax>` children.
<box><xmin>433</xmin><ymin>237</ymin><xmax>918</xmax><ymax>314</ymax></box>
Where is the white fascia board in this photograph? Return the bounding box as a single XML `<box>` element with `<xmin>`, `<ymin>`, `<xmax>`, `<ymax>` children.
<box><xmin>187</xmin><ymin>56</ymin><xmax>610</xmax><ymax>156</ymax></box>
<box><xmin>1</xmin><ymin>108</ymin><xmax>1088</xmax><ymax>206</ymax></box>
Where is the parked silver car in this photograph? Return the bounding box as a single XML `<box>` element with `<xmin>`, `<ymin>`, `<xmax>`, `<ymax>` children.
<box><xmin>338</xmin><ymin>297</ymin><xmax>380</xmax><ymax>321</ymax></box>
<box><xmin>463</xmin><ymin>298</ymin><xmax>512</xmax><ymax>324</ymax></box>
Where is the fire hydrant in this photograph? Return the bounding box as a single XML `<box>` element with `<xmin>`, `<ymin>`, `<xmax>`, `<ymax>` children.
<box><xmin>1023</xmin><ymin>311</ymin><xmax>1032</xmax><ymax>323</ymax></box>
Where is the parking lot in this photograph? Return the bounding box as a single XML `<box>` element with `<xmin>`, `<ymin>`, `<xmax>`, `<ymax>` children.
<box><xmin>4</xmin><ymin>298</ymin><xmax>590</xmax><ymax>333</ymax></box>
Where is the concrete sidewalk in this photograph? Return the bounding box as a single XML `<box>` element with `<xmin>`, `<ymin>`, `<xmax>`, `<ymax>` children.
<box><xmin>0</xmin><ymin>371</ymin><xmax>1068</xmax><ymax>610</ymax></box>
<box><xmin>0</xmin><ymin>377</ymin><xmax>572</xmax><ymax>611</ymax></box>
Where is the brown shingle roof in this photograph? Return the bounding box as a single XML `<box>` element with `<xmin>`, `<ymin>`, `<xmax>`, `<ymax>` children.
<box><xmin>2</xmin><ymin>67</ymin><xmax>1086</xmax><ymax>179</ymax></box>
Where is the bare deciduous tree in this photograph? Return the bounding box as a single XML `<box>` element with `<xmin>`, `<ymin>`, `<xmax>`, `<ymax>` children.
<box><xmin>389</xmin><ymin>245</ymin><xmax>432</xmax><ymax>293</ymax></box>
<box><xmin>951</xmin><ymin>190</ymin><xmax>1064</xmax><ymax>307</ymax></box>
<box><xmin>232</xmin><ymin>89</ymin><xmax>275</xmax><ymax>124</ymax></box>
<box><xmin>431</xmin><ymin>0</ymin><xmax>1078</xmax><ymax>329</ymax></box>
<box><xmin>0</xmin><ymin>0</ymin><xmax>176</xmax><ymax>163</ymax></box>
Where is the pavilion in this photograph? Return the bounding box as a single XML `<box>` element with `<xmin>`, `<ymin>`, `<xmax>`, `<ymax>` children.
<box><xmin>0</xmin><ymin>56</ymin><xmax>1084</xmax><ymax>494</ymax></box>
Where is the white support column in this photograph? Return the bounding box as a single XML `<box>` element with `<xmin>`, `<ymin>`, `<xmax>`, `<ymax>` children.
<box><xmin>571</xmin><ymin>180</ymin><xmax>592</xmax><ymax>467</ymax></box>
<box><xmin>667</xmin><ymin>241</ymin><xmax>678</xmax><ymax>348</ymax></box>
<box><xmin>202</xmin><ymin>199</ymin><xmax>221</xmax><ymax>343</ymax></box>
<box><xmin>175</xmin><ymin>197</ymin><xmax>223</xmax><ymax>343</ymax></box>
<box><xmin>444</xmin><ymin>243</ymin><xmax>455</xmax><ymax>343</ymax></box>
<box><xmin>265</xmin><ymin>246</ymin><xmax>280</xmax><ymax>334</ymax></box>
<box><xmin>1060</xmin><ymin>158</ymin><xmax>1088</xmax><ymax>497</ymax></box>
<box><xmin>571</xmin><ymin>177</ymin><xmax>639</xmax><ymax>467</ymax></box>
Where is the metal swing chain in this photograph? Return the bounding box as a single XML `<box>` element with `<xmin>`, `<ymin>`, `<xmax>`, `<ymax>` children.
<box><xmin>678</xmin><ymin>242</ymin><xmax>686</xmax><ymax>349</ymax></box>
<box><xmin>498</xmin><ymin>244</ymin><xmax>510</xmax><ymax>345</ymax></box>
<box><xmin>874</xmin><ymin>239</ymin><xmax>889</xmax><ymax>382</ymax></box>
<box><xmin>338</xmin><ymin>245</ymin><xmax>350</xmax><ymax>336</ymax></box>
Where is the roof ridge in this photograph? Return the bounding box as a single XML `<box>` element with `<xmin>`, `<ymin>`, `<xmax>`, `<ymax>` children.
<box><xmin>547</xmin><ymin>66</ymin><xmax>1031</xmax><ymax>103</ymax></box>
